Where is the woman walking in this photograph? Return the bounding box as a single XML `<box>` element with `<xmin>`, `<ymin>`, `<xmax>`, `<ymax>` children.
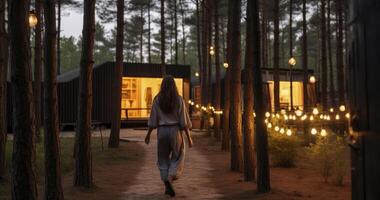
<box><xmin>145</xmin><ymin>76</ymin><xmax>193</xmax><ymax>197</ymax></box>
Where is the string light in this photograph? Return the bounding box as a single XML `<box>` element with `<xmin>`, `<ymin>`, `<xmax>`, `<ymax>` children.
<box><xmin>295</xmin><ymin>109</ymin><xmax>303</xmax><ymax>117</ymax></box>
<box><xmin>310</xmin><ymin>115</ymin><xmax>314</xmax><ymax>121</ymax></box>
<box><xmin>195</xmin><ymin>72</ymin><xmax>200</xmax><ymax>77</ymax></box>
<box><xmin>345</xmin><ymin>113</ymin><xmax>350</xmax><ymax>119</ymax></box>
<box><xmin>265</xmin><ymin>112</ymin><xmax>271</xmax><ymax>118</ymax></box>
<box><xmin>321</xmin><ymin>129</ymin><xmax>328</xmax><ymax>137</ymax></box>
<box><xmin>313</xmin><ymin>108</ymin><xmax>319</xmax><ymax>115</ymax></box>
<box><xmin>274</xmin><ymin>126</ymin><xmax>280</xmax><ymax>132</ymax></box>
<box><xmin>286</xmin><ymin>129</ymin><xmax>292</xmax><ymax>136</ymax></box>
<box><xmin>280</xmin><ymin>128</ymin><xmax>285</xmax><ymax>134</ymax></box>
<box><xmin>335</xmin><ymin>114</ymin><xmax>340</xmax><ymax>120</ymax></box>
<box><xmin>339</xmin><ymin>105</ymin><xmax>346</xmax><ymax>112</ymax></box>
<box><xmin>311</xmin><ymin>128</ymin><xmax>318</xmax><ymax>135</ymax></box>
<box><xmin>223</xmin><ymin>62</ymin><xmax>229</xmax><ymax>68</ymax></box>
<box><xmin>329</xmin><ymin>108</ymin><xmax>334</xmax><ymax>113</ymax></box>
<box><xmin>267</xmin><ymin>123</ymin><xmax>273</xmax><ymax>129</ymax></box>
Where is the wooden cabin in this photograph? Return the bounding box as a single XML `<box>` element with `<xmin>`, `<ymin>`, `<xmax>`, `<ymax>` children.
<box><xmin>57</xmin><ymin>62</ymin><xmax>191</xmax><ymax>128</ymax></box>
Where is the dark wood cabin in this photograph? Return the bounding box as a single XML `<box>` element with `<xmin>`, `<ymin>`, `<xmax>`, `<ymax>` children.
<box><xmin>57</xmin><ymin>62</ymin><xmax>191</xmax><ymax>128</ymax></box>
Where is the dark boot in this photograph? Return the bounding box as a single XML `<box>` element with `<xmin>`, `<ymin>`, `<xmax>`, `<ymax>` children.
<box><xmin>164</xmin><ymin>181</ymin><xmax>175</xmax><ymax>197</ymax></box>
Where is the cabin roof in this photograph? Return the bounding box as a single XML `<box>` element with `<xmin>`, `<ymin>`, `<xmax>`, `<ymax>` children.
<box><xmin>57</xmin><ymin>62</ymin><xmax>191</xmax><ymax>83</ymax></box>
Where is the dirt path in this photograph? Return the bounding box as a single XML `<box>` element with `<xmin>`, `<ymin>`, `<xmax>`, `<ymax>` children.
<box><xmin>122</xmin><ymin>130</ymin><xmax>223</xmax><ymax>199</ymax></box>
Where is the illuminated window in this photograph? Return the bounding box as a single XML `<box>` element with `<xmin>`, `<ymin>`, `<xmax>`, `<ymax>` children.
<box><xmin>121</xmin><ymin>77</ymin><xmax>183</xmax><ymax>119</ymax></box>
<box><xmin>268</xmin><ymin>81</ymin><xmax>304</xmax><ymax>111</ymax></box>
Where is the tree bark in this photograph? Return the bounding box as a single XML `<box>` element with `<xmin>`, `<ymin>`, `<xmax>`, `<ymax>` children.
<box><xmin>140</xmin><ymin>5</ymin><xmax>144</xmax><ymax>63</ymax></box>
<box><xmin>250</xmin><ymin>0</ymin><xmax>270</xmax><ymax>192</ymax></box>
<box><xmin>10</xmin><ymin>0</ymin><xmax>38</xmax><ymax>198</ymax></box>
<box><xmin>243</xmin><ymin>0</ymin><xmax>255</xmax><ymax>181</ymax></box>
<box><xmin>196</xmin><ymin>0</ymin><xmax>202</xmax><ymax>82</ymax></box>
<box><xmin>0</xmin><ymin>0</ymin><xmax>8</xmax><ymax>179</ymax></box>
<box><xmin>174</xmin><ymin>0</ymin><xmax>178</xmax><ymax>65</ymax></box>
<box><xmin>160</xmin><ymin>0</ymin><xmax>166</xmax><ymax>76</ymax></box>
<box><xmin>201</xmin><ymin>0</ymin><xmax>208</xmax><ymax>107</ymax></box>
<box><xmin>180</xmin><ymin>0</ymin><xmax>186</xmax><ymax>64</ymax></box>
<box><xmin>74</xmin><ymin>0</ymin><xmax>96</xmax><ymax>188</ymax></box>
<box><xmin>213</xmin><ymin>0</ymin><xmax>221</xmax><ymax>140</ymax></box>
<box><xmin>289</xmin><ymin>0</ymin><xmax>294</xmax><ymax>110</ymax></box>
<box><xmin>43</xmin><ymin>0</ymin><xmax>64</xmax><ymax>198</ymax></box>
<box><xmin>302</xmin><ymin>0</ymin><xmax>308</xmax><ymax>110</ymax></box>
<box><xmin>221</xmin><ymin>0</ymin><xmax>232</xmax><ymax>152</ymax></box>
<box><xmin>148</xmin><ymin>0</ymin><xmax>151</xmax><ymax>63</ymax></box>
<box><xmin>320</xmin><ymin>0</ymin><xmax>328</xmax><ymax>109</ymax></box>
<box><xmin>206</xmin><ymin>0</ymin><xmax>212</xmax><ymax>105</ymax></box>
<box><xmin>229</xmin><ymin>0</ymin><xmax>243</xmax><ymax>172</ymax></box>
<box><xmin>335</xmin><ymin>0</ymin><xmax>344</xmax><ymax>105</ymax></box>
<box><xmin>327</xmin><ymin>0</ymin><xmax>335</xmax><ymax>107</ymax></box>
<box><xmin>34</xmin><ymin>0</ymin><xmax>43</xmax><ymax>141</ymax></box>
<box><xmin>273</xmin><ymin>0</ymin><xmax>280</xmax><ymax>111</ymax></box>
<box><xmin>108</xmin><ymin>0</ymin><xmax>124</xmax><ymax>148</ymax></box>
<box><xmin>57</xmin><ymin>0</ymin><xmax>61</xmax><ymax>75</ymax></box>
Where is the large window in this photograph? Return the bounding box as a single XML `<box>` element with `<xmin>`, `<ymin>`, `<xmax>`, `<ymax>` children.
<box><xmin>268</xmin><ymin>81</ymin><xmax>304</xmax><ymax>111</ymax></box>
<box><xmin>121</xmin><ymin>77</ymin><xmax>183</xmax><ymax>119</ymax></box>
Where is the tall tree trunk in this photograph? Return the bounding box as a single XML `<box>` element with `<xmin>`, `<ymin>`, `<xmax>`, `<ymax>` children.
<box><xmin>327</xmin><ymin>0</ymin><xmax>335</xmax><ymax>107</ymax></box>
<box><xmin>74</xmin><ymin>0</ymin><xmax>96</xmax><ymax>188</ymax></box>
<box><xmin>108</xmin><ymin>0</ymin><xmax>124</xmax><ymax>148</ymax></box>
<box><xmin>160</xmin><ymin>0</ymin><xmax>166</xmax><ymax>76</ymax></box>
<box><xmin>320</xmin><ymin>0</ymin><xmax>328</xmax><ymax>109</ymax></box>
<box><xmin>335</xmin><ymin>0</ymin><xmax>344</xmax><ymax>105</ymax></box>
<box><xmin>10</xmin><ymin>0</ymin><xmax>38</xmax><ymax>198</ymax></box>
<box><xmin>251</xmin><ymin>0</ymin><xmax>270</xmax><ymax>191</ymax></box>
<box><xmin>43</xmin><ymin>0</ymin><xmax>64</xmax><ymax>198</ymax></box>
<box><xmin>213</xmin><ymin>0</ymin><xmax>221</xmax><ymax>140</ymax></box>
<box><xmin>201</xmin><ymin>0</ymin><xmax>208</xmax><ymax>106</ymax></box>
<box><xmin>289</xmin><ymin>0</ymin><xmax>294</xmax><ymax>110</ymax></box>
<box><xmin>140</xmin><ymin>5</ymin><xmax>144</xmax><ymax>63</ymax></box>
<box><xmin>206</xmin><ymin>0</ymin><xmax>212</xmax><ymax>105</ymax></box>
<box><xmin>302</xmin><ymin>0</ymin><xmax>308</xmax><ymax>110</ymax></box>
<box><xmin>243</xmin><ymin>0</ymin><xmax>255</xmax><ymax>181</ymax></box>
<box><xmin>260</xmin><ymin>5</ymin><xmax>266</xmax><ymax>68</ymax></box>
<box><xmin>57</xmin><ymin>0</ymin><xmax>61</xmax><ymax>75</ymax></box>
<box><xmin>229</xmin><ymin>0</ymin><xmax>243</xmax><ymax>172</ymax></box>
<box><xmin>180</xmin><ymin>0</ymin><xmax>186</xmax><ymax>64</ymax></box>
<box><xmin>0</xmin><ymin>0</ymin><xmax>8</xmax><ymax>179</ymax></box>
<box><xmin>196</xmin><ymin>0</ymin><xmax>202</xmax><ymax>83</ymax></box>
<box><xmin>34</xmin><ymin>0</ymin><xmax>43</xmax><ymax>141</ymax></box>
<box><xmin>148</xmin><ymin>0</ymin><xmax>151</xmax><ymax>63</ymax></box>
<box><xmin>273</xmin><ymin>0</ymin><xmax>280</xmax><ymax>111</ymax></box>
<box><xmin>174</xmin><ymin>0</ymin><xmax>178</xmax><ymax>65</ymax></box>
<box><xmin>221</xmin><ymin>0</ymin><xmax>232</xmax><ymax>152</ymax></box>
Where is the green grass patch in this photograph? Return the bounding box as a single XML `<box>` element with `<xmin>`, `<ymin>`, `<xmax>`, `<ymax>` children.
<box><xmin>0</xmin><ymin>136</ymin><xmax>135</xmax><ymax>198</ymax></box>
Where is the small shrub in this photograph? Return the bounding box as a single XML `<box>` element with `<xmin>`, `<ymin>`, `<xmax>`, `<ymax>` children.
<box><xmin>268</xmin><ymin>132</ymin><xmax>301</xmax><ymax>168</ymax></box>
<box><xmin>307</xmin><ymin>134</ymin><xmax>348</xmax><ymax>185</ymax></box>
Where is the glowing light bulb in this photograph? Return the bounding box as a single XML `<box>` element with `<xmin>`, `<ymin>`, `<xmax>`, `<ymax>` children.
<box><xmin>311</xmin><ymin>128</ymin><xmax>317</xmax><ymax>135</ymax></box>
<box><xmin>264</xmin><ymin>119</ymin><xmax>268</xmax><ymax>124</ymax></box>
<box><xmin>253</xmin><ymin>112</ymin><xmax>256</xmax><ymax>117</ymax></box>
<box><xmin>276</xmin><ymin>114</ymin><xmax>280</xmax><ymax>119</ymax></box>
<box><xmin>280</xmin><ymin>128</ymin><xmax>285</xmax><ymax>134</ymax></box>
<box><xmin>280</xmin><ymin>109</ymin><xmax>286</xmax><ymax>115</ymax></box>
<box><xmin>310</xmin><ymin>115</ymin><xmax>314</xmax><ymax>121</ymax></box>
<box><xmin>345</xmin><ymin>113</ymin><xmax>351</xmax><ymax>119</ymax></box>
<box><xmin>295</xmin><ymin>109</ymin><xmax>303</xmax><ymax>117</ymax></box>
<box><xmin>286</xmin><ymin>129</ymin><xmax>292</xmax><ymax>136</ymax></box>
<box><xmin>223</xmin><ymin>62</ymin><xmax>229</xmax><ymax>68</ymax></box>
<box><xmin>195</xmin><ymin>72</ymin><xmax>200</xmax><ymax>77</ymax></box>
<box><xmin>267</xmin><ymin>123</ymin><xmax>272</xmax><ymax>129</ymax></box>
<box><xmin>265</xmin><ymin>112</ymin><xmax>271</xmax><ymax>118</ymax></box>
<box><xmin>339</xmin><ymin>105</ymin><xmax>346</xmax><ymax>112</ymax></box>
<box><xmin>274</xmin><ymin>126</ymin><xmax>280</xmax><ymax>132</ymax></box>
<box><xmin>321</xmin><ymin>129</ymin><xmax>328</xmax><ymax>137</ymax></box>
<box><xmin>313</xmin><ymin>108</ymin><xmax>319</xmax><ymax>115</ymax></box>
<box><xmin>320</xmin><ymin>114</ymin><xmax>324</xmax><ymax>119</ymax></box>
<box><xmin>329</xmin><ymin>108</ymin><xmax>334</xmax><ymax>113</ymax></box>
<box><xmin>28</xmin><ymin>11</ymin><xmax>38</xmax><ymax>28</ymax></box>
<box><xmin>196</xmin><ymin>104</ymin><xmax>200</xmax><ymax>108</ymax></box>
<box><xmin>188</xmin><ymin>100</ymin><xmax>192</xmax><ymax>104</ymax></box>
<box><xmin>309</xmin><ymin>75</ymin><xmax>316</xmax><ymax>84</ymax></box>
<box><xmin>288</xmin><ymin>57</ymin><xmax>297</xmax><ymax>66</ymax></box>
<box><xmin>284</xmin><ymin>115</ymin><xmax>289</xmax><ymax>121</ymax></box>
<box><xmin>335</xmin><ymin>114</ymin><xmax>340</xmax><ymax>120</ymax></box>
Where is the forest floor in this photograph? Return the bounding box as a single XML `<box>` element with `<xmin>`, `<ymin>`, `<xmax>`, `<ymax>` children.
<box><xmin>0</xmin><ymin>129</ymin><xmax>351</xmax><ymax>200</ymax></box>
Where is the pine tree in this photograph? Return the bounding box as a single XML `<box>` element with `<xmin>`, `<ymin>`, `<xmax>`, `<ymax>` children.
<box><xmin>229</xmin><ymin>0</ymin><xmax>243</xmax><ymax>172</ymax></box>
<box><xmin>74</xmin><ymin>0</ymin><xmax>96</xmax><ymax>188</ymax></box>
<box><xmin>108</xmin><ymin>0</ymin><xmax>124</xmax><ymax>148</ymax></box>
<box><xmin>43</xmin><ymin>0</ymin><xmax>64</xmax><ymax>198</ymax></box>
<box><xmin>10</xmin><ymin>0</ymin><xmax>38</xmax><ymax>198</ymax></box>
